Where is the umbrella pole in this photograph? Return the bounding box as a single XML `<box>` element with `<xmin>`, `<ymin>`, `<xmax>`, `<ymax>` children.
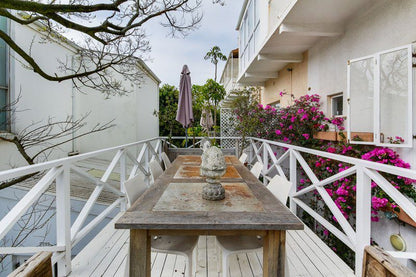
<box><xmin>192</xmin><ymin>123</ymin><xmax>196</xmax><ymax>148</ymax></box>
<box><xmin>185</xmin><ymin>127</ymin><xmax>188</xmax><ymax>148</ymax></box>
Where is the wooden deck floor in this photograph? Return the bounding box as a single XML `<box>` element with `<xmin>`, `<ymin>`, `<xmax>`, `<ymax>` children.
<box><xmin>70</xmin><ymin>214</ymin><xmax>355</xmax><ymax>277</ymax></box>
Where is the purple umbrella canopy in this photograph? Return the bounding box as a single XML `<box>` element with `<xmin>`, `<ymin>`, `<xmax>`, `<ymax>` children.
<box><xmin>176</xmin><ymin>65</ymin><xmax>194</xmax><ymax>128</ymax></box>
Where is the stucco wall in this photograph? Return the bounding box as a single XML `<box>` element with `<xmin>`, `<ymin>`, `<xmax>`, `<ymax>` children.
<box><xmin>75</xmin><ymin>72</ymin><xmax>159</xmax><ymax>157</ymax></box>
<box><xmin>0</xmin><ymin>22</ymin><xmax>75</xmax><ymax>170</ymax></box>
<box><xmin>306</xmin><ymin>0</ymin><xmax>416</xmax><ymax>270</ymax></box>
<box><xmin>307</xmin><ymin>0</ymin><xmax>416</xmax><ymax>165</ymax></box>
<box><xmin>0</xmin><ymin>21</ymin><xmax>159</xmax><ymax>169</ymax></box>
<box><xmin>262</xmin><ymin>51</ymin><xmax>308</xmax><ymax>106</ymax></box>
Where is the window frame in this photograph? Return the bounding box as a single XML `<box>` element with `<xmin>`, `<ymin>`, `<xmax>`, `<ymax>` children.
<box><xmin>328</xmin><ymin>92</ymin><xmax>344</xmax><ymax>117</ymax></box>
<box><xmin>0</xmin><ymin>16</ymin><xmax>9</xmax><ymax>132</ymax></box>
<box><xmin>347</xmin><ymin>44</ymin><xmax>413</xmax><ymax>148</ymax></box>
<box><xmin>238</xmin><ymin>0</ymin><xmax>261</xmax><ymax>74</ymax></box>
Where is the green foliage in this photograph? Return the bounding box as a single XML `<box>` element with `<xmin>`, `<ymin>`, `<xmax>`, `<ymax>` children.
<box><xmin>204</xmin><ymin>46</ymin><xmax>227</xmax><ymax>65</ymax></box>
<box><xmin>204</xmin><ymin>46</ymin><xmax>227</xmax><ymax>81</ymax></box>
<box><xmin>229</xmin><ymin>87</ymin><xmax>263</xmax><ymax>154</ymax></box>
<box><xmin>153</xmin><ymin>84</ymin><xmax>183</xmax><ymax>137</ymax></box>
<box><xmin>201</xmin><ymin>79</ymin><xmax>226</xmax><ymax>108</ymax></box>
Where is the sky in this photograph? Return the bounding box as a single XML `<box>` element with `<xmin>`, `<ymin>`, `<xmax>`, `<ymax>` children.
<box><xmin>143</xmin><ymin>1</ymin><xmax>243</xmax><ymax>87</ymax></box>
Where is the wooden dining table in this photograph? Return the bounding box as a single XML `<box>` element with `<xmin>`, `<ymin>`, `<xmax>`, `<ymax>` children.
<box><xmin>115</xmin><ymin>155</ymin><xmax>303</xmax><ymax>277</ymax></box>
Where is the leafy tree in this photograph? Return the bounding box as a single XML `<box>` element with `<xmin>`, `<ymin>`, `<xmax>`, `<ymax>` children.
<box><xmin>200</xmin><ymin>79</ymin><xmax>225</xmax><ymax>137</ymax></box>
<box><xmin>0</xmin><ymin>1</ymin><xmax>224</xmax><ymax>95</ymax></box>
<box><xmin>154</xmin><ymin>84</ymin><xmax>183</xmax><ymax>138</ymax></box>
<box><xmin>204</xmin><ymin>46</ymin><xmax>227</xmax><ymax>81</ymax></box>
<box><xmin>229</xmin><ymin>87</ymin><xmax>261</xmax><ymax>155</ymax></box>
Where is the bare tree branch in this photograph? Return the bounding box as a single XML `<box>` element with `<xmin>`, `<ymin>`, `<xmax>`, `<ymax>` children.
<box><xmin>0</xmin><ymin>0</ymin><xmax>220</xmax><ymax>95</ymax></box>
<box><xmin>0</xmin><ymin>97</ymin><xmax>115</xmax><ymax>190</ymax></box>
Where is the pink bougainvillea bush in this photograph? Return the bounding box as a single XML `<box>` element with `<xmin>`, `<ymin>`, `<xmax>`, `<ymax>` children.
<box><xmin>231</xmin><ymin>92</ymin><xmax>416</xmax><ymax>267</ymax></box>
<box><xmin>271</xmin><ymin>94</ymin><xmax>345</xmax><ymax>146</ymax></box>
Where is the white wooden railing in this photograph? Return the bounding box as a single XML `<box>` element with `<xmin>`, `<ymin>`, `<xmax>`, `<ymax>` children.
<box><xmin>0</xmin><ymin>136</ymin><xmax>415</xmax><ymax>276</ymax></box>
<box><xmin>247</xmin><ymin>137</ymin><xmax>416</xmax><ymax>277</ymax></box>
<box><xmin>0</xmin><ymin>137</ymin><xmax>164</xmax><ymax>276</ymax></box>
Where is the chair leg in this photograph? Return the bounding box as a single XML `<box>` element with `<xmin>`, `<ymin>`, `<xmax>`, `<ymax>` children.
<box><xmin>222</xmin><ymin>250</ymin><xmax>229</xmax><ymax>277</ymax></box>
<box><xmin>185</xmin><ymin>250</ymin><xmax>194</xmax><ymax>277</ymax></box>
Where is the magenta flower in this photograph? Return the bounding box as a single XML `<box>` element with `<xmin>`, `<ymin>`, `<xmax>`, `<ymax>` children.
<box><xmin>302</xmin><ymin>133</ymin><xmax>310</xmax><ymax>140</ymax></box>
<box><xmin>327</xmin><ymin>147</ymin><xmax>336</xmax><ymax>153</ymax></box>
<box><xmin>275</xmin><ymin>130</ymin><xmax>282</xmax><ymax>135</ymax></box>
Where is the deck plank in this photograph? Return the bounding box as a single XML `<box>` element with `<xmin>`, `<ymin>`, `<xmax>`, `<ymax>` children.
<box><xmin>246</xmin><ymin>252</ymin><xmax>262</xmax><ymax>277</ymax></box>
<box><xmin>172</xmin><ymin>255</ymin><xmax>186</xmax><ymax>277</ymax></box>
<box><xmin>236</xmin><ymin>253</ymin><xmax>253</xmax><ymax>277</ymax></box>
<box><xmin>195</xmin><ymin>236</ymin><xmax>207</xmax><ymax>277</ymax></box>
<box><xmin>71</xmin><ymin>217</ymin><xmax>355</xmax><ymax>277</ymax></box>
<box><xmin>206</xmin><ymin>236</ymin><xmax>219</xmax><ymax>277</ymax></box>
<box><xmin>228</xmin><ymin>255</ymin><xmax>241</xmax><ymax>277</ymax></box>
<box><xmin>153</xmin><ymin>252</ymin><xmax>168</xmax><ymax>277</ymax></box>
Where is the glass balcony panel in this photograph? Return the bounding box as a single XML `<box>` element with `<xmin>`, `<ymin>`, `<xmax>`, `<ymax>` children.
<box><xmin>379</xmin><ymin>48</ymin><xmax>409</xmax><ymax>144</ymax></box>
<box><xmin>349</xmin><ymin>57</ymin><xmax>374</xmax><ymax>142</ymax></box>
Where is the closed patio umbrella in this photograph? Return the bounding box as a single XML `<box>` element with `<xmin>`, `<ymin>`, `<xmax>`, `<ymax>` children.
<box><xmin>176</xmin><ymin>65</ymin><xmax>194</xmax><ymax>147</ymax></box>
<box><xmin>200</xmin><ymin>107</ymin><xmax>213</xmax><ymax>133</ymax></box>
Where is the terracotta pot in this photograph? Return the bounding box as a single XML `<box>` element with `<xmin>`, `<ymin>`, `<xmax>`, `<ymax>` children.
<box><xmin>383</xmin><ymin>206</ymin><xmax>416</xmax><ymax>228</ymax></box>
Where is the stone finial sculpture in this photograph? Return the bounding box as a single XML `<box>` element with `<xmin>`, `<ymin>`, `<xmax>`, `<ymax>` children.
<box><xmin>200</xmin><ymin>137</ymin><xmax>212</xmax><ymax>152</ymax></box>
<box><xmin>200</xmin><ymin>146</ymin><xmax>226</xmax><ymax>200</ymax></box>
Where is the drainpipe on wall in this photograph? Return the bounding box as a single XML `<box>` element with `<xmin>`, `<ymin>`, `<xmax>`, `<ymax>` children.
<box><xmin>68</xmin><ymin>55</ymin><xmax>79</xmax><ymax>156</ymax></box>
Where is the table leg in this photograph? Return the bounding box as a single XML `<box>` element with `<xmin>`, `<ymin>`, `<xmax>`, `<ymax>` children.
<box><xmin>263</xmin><ymin>230</ymin><xmax>286</xmax><ymax>277</ymax></box>
<box><xmin>130</xmin><ymin>229</ymin><xmax>151</xmax><ymax>277</ymax></box>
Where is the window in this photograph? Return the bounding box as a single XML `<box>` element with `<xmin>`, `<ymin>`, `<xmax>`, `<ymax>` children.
<box><xmin>0</xmin><ymin>16</ymin><xmax>8</xmax><ymax>131</ymax></box>
<box><xmin>270</xmin><ymin>100</ymin><xmax>280</xmax><ymax>109</ymax></box>
<box><xmin>239</xmin><ymin>0</ymin><xmax>260</xmax><ymax>73</ymax></box>
<box><xmin>329</xmin><ymin>93</ymin><xmax>343</xmax><ymax>117</ymax></box>
<box><xmin>347</xmin><ymin>44</ymin><xmax>413</xmax><ymax>147</ymax></box>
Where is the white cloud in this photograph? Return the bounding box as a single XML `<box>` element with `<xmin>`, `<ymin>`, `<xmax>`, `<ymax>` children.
<box><xmin>143</xmin><ymin>1</ymin><xmax>243</xmax><ymax>86</ymax></box>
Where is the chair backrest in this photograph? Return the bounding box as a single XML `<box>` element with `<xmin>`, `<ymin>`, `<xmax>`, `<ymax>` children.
<box><xmin>239</xmin><ymin>153</ymin><xmax>248</xmax><ymax>164</ymax></box>
<box><xmin>123</xmin><ymin>173</ymin><xmax>148</xmax><ymax>206</ymax></box>
<box><xmin>149</xmin><ymin>159</ymin><xmax>164</xmax><ymax>182</ymax></box>
<box><xmin>267</xmin><ymin>174</ymin><xmax>293</xmax><ymax>204</ymax></box>
<box><xmin>161</xmin><ymin>152</ymin><xmax>172</xmax><ymax>169</ymax></box>
<box><xmin>250</xmin><ymin>161</ymin><xmax>263</xmax><ymax>179</ymax></box>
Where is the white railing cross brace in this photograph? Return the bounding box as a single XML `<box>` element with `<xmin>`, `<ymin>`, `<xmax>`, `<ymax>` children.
<box><xmin>0</xmin><ymin>167</ymin><xmax>62</xmax><ymax>241</ymax></box>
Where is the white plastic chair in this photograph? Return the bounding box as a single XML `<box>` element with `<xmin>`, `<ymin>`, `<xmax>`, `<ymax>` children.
<box><xmin>161</xmin><ymin>152</ymin><xmax>172</xmax><ymax>170</ymax></box>
<box><xmin>149</xmin><ymin>158</ymin><xmax>164</xmax><ymax>184</ymax></box>
<box><xmin>250</xmin><ymin>161</ymin><xmax>263</xmax><ymax>179</ymax></box>
<box><xmin>124</xmin><ymin>174</ymin><xmax>199</xmax><ymax>277</ymax></box>
<box><xmin>216</xmin><ymin>174</ymin><xmax>293</xmax><ymax>277</ymax></box>
<box><xmin>239</xmin><ymin>153</ymin><xmax>248</xmax><ymax>164</ymax></box>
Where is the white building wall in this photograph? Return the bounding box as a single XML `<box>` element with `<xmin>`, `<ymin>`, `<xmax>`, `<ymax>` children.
<box><xmin>308</xmin><ymin>0</ymin><xmax>416</xmax><ymax>165</ymax></box>
<box><xmin>307</xmin><ymin>1</ymin><xmax>416</xmax><ymax>269</ymax></box>
<box><xmin>6</xmin><ymin>22</ymin><xmax>75</xmax><ymax>166</ymax></box>
<box><xmin>75</xmin><ymin>73</ymin><xmax>159</xmax><ymax>157</ymax></box>
<box><xmin>0</xmin><ymin>21</ymin><xmax>159</xmax><ymax>169</ymax></box>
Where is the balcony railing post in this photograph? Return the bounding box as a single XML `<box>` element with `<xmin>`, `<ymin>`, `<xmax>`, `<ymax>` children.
<box><xmin>120</xmin><ymin>151</ymin><xmax>127</xmax><ymax>211</ymax></box>
<box><xmin>144</xmin><ymin>146</ymin><xmax>150</xmax><ymax>186</ymax></box>
<box><xmin>249</xmin><ymin>138</ymin><xmax>254</xmax><ymax>165</ymax></box>
<box><xmin>158</xmin><ymin>139</ymin><xmax>163</xmax><ymax>160</ymax></box>
<box><xmin>262</xmin><ymin>142</ymin><xmax>268</xmax><ymax>185</ymax></box>
<box><xmin>289</xmin><ymin>149</ymin><xmax>297</xmax><ymax>214</ymax></box>
<box><xmin>355</xmin><ymin>166</ymin><xmax>372</xmax><ymax>277</ymax></box>
<box><xmin>56</xmin><ymin>165</ymin><xmax>71</xmax><ymax>276</ymax></box>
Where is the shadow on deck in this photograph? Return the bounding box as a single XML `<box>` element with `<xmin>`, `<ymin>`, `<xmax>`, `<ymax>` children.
<box><xmin>70</xmin><ymin>214</ymin><xmax>354</xmax><ymax>277</ymax></box>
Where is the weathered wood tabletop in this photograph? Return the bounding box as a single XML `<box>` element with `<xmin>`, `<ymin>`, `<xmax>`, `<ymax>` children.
<box><xmin>115</xmin><ymin>155</ymin><xmax>303</xmax><ymax>277</ymax></box>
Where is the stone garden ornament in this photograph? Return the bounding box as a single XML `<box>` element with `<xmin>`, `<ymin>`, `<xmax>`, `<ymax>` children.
<box><xmin>200</xmin><ymin>146</ymin><xmax>226</xmax><ymax>200</ymax></box>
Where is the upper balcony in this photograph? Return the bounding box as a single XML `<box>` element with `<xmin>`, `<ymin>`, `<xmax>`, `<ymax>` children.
<box><xmin>237</xmin><ymin>0</ymin><xmax>373</xmax><ymax>85</ymax></box>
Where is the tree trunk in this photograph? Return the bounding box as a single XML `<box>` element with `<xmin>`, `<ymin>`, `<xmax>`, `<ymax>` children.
<box><xmin>213</xmin><ymin>104</ymin><xmax>217</xmax><ymax>138</ymax></box>
<box><xmin>214</xmin><ymin>63</ymin><xmax>217</xmax><ymax>81</ymax></box>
